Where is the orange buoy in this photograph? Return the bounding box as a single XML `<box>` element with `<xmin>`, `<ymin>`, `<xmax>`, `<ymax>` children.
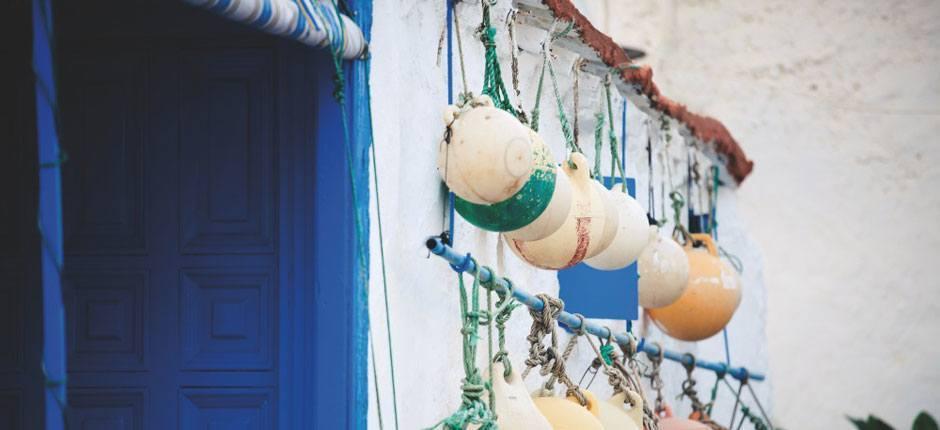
<box><xmin>647</xmin><ymin>234</ymin><xmax>741</xmax><ymax>341</ymax></box>
<box><xmin>658</xmin><ymin>404</ymin><xmax>712</xmax><ymax>430</ymax></box>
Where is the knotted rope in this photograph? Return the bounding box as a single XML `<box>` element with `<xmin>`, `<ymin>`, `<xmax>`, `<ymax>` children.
<box><xmin>521</xmin><ymin>295</ymin><xmax>586</xmax><ymax>405</ymax></box>
<box><xmin>426</xmin><ymin>263</ymin><xmax>497</xmax><ymax>429</ymax></box>
<box><xmin>479</xmin><ymin>0</ymin><xmax>517</xmax><ymax>117</ymax></box>
<box><xmin>680</xmin><ymin>355</ymin><xmax>728</xmax><ymax>430</ymax></box>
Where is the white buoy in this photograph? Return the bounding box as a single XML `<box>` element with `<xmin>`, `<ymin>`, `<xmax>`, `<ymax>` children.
<box><xmin>637</xmin><ymin>225</ymin><xmax>690</xmax><ymax>309</ymax></box>
<box><xmin>437</xmin><ymin>96</ymin><xmax>536</xmax><ymax>204</ymax></box>
<box><xmin>584</xmin><ymin>188</ymin><xmax>650</xmax><ymax>270</ymax></box>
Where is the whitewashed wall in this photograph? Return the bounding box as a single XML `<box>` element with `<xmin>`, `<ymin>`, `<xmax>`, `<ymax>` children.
<box><xmin>367</xmin><ymin>1</ymin><xmax>769</xmax><ymax>428</ymax></box>
<box><xmin>594</xmin><ymin>0</ymin><xmax>940</xmax><ymax>429</ymax></box>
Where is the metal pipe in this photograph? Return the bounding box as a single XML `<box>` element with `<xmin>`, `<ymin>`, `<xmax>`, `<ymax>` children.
<box><xmin>425</xmin><ymin>236</ymin><xmax>765</xmax><ymax>382</ymax></box>
<box><xmin>183</xmin><ymin>0</ymin><xmax>367</xmax><ymax>59</ymax></box>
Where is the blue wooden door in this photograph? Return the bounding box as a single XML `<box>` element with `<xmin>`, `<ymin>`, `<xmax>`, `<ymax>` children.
<box><xmin>0</xmin><ymin>2</ymin><xmax>46</xmax><ymax>428</ymax></box>
<box><xmin>50</xmin><ymin>1</ymin><xmax>331</xmax><ymax>428</ymax></box>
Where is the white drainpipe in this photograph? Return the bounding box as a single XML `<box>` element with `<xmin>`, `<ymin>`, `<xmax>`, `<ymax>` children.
<box><xmin>184</xmin><ymin>0</ymin><xmax>368</xmax><ymax>59</ymax></box>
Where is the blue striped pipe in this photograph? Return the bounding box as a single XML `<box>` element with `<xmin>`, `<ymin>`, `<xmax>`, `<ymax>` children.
<box><xmin>425</xmin><ymin>236</ymin><xmax>765</xmax><ymax>382</ymax></box>
<box><xmin>183</xmin><ymin>0</ymin><xmax>367</xmax><ymax>59</ymax></box>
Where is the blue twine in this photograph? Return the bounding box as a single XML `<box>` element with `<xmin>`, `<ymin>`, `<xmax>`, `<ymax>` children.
<box><xmin>450</xmin><ymin>252</ymin><xmax>473</xmax><ymax>273</ymax></box>
<box><xmin>636</xmin><ymin>337</ymin><xmax>646</xmax><ymax>353</ymax></box>
<box><xmin>445</xmin><ymin>0</ymin><xmax>456</xmax><ymax>245</ymax></box>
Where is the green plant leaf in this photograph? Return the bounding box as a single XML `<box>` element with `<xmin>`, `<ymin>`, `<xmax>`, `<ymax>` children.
<box><xmin>868</xmin><ymin>416</ymin><xmax>896</xmax><ymax>430</ymax></box>
<box><xmin>848</xmin><ymin>416</ymin><xmax>870</xmax><ymax>430</ymax></box>
<box><xmin>913</xmin><ymin>412</ymin><xmax>939</xmax><ymax>430</ymax></box>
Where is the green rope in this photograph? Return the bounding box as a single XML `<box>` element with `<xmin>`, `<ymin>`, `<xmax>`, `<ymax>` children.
<box><xmin>546</xmin><ymin>55</ymin><xmax>579</xmax><ymax>154</ymax></box>
<box><xmin>426</xmin><ymin>264</ymin><xmax>498</xmax><ymax>430</ymax></box>
<box><xmin>604</xmin><ymin>76</ymin><xmax>627</xmax><ymax>193</ymax></box>
<box><xmin>480</xmin><ymin>0</ymin><xmax>516</xmax><ymax>117</ymax></box>
<box><xmin>739</xmin><ymin>405</ymin><xmax>770</xmax><ymax>430</ymax></box>
<box><xmin>323</xmin><ymin>1</ymin><xmax>400</xmax><ymax>427</ymax></box>
<box><xmin>593</xmin><ymin>111</ymin><xmax>604</xmax><ymax>180</ymax></box>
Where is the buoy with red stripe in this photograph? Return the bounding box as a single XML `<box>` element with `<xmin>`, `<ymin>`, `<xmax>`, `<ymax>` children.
<box><xmin>504</xmin><ymin>153</ymin><xmax>609</xmax><ymax>270</ymax></box>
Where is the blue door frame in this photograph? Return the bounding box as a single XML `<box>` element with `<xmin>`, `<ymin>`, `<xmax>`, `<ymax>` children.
<box><xmin>29</xmin><ymin>0</ymin><xmax>373</xmax><ymax>427</ymax></box>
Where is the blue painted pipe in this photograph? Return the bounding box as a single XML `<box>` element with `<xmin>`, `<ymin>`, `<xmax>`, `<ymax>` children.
<box><xmin>425</xmin><ymin>236</ymin><xmax>765</xmax><ymax>382</ymax></box>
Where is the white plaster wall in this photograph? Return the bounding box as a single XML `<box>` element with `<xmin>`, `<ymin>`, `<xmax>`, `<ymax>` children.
<box><xmin>598</xmin><ymin>0</ymin><xmax>940</xmax><ymax>429</ymax></box>
<box><xmin>367</xmin><ymin>1</ymin><xmax>769</xmax><ymax>428</ymax></box>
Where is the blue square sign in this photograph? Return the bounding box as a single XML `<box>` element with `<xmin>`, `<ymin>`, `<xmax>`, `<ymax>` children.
<box><xmin>558</xmin><ymin>177</ymin><xmax>639</xmax><ymax>321</ymax></box>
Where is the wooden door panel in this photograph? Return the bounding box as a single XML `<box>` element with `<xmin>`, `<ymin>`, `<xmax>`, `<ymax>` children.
<box><xmin>179</xmin><ymin>48</ymin><xmax>276</xmax><ymax>256</ymax></box>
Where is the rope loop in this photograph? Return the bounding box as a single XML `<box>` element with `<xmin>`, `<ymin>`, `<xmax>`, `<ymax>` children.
<box><xmin>449</xmin><ymin>252</ymin><xmax>473</xmax><ymax>273</ymax></box>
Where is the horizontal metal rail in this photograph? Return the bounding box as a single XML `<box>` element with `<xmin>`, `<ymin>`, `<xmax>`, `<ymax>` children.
<box><xmin>425</xmin><ymin>236</ymin><xmax>765</xmax><ymax>382</ymax></box>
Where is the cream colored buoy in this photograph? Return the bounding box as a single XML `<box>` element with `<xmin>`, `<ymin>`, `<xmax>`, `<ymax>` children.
<box><xmin>648</xmin><ymin>234</ymin><xmax>742</xmax><ymax>341</ymax></box>
<box><xmin>584</xmin><ymin>181</ymin><xmax>620</xmax><ymax>259</ymax></box>
<box><xmin>638</xmin><ymin>225</ymin><xmax>690</xmax><ymax>308</ymax></box>
<box><xmin>584</xmin><ymin>188</ymin><xmax>651</xmax><ymax>270</ymax></box>
<box><xmin>502</xmin><ymin>161</ymin><xmax>573</xmax><ymax>241</ymax></box>
<box><xmin>596</xmin><ymin>391</ymin><xmax>645</xmax><ymax>430</ymax></box>
<box><xmin>565</xmin><ymin>389</ymin><xmax>600</xmax><ymax>417</ymax></box>
<box><xmin>437</xmin><ymin>95</ymin><xmax>536</xmax><ymax>204</ymax></box>
<box><xmin>455</xmin><ymin>133</ymin><xmax>564</xmax><ymax>235</ymax></box>
<box><xmin>482</xmin><ymin>362</ymin><xmax>552</xmax><ymax>430</ymax></box>
<box><xmin>505</xmin><ymin>153</ymin><xmax>608</xmax><ymax>270</ymax></box>
<box><xmin>532</xmin><ymin>396</ymin><xmax>604</xmax><ymax>430</ymax></box>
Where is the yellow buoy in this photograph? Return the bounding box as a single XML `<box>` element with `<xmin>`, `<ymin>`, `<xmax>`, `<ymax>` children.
<box><xmin>532</xmin><ymin>395</ymin><xmax>604</xmax><ymax>430</ymax></box>
<box><xmin>648</xmin><ymin>233</ymin><xmax>742</xmax><ymax>342</ymax></box>
<box><xmin>596</xmin><ymin>391</ymin><xmax>645</xmax><ymax>430</ymax></box>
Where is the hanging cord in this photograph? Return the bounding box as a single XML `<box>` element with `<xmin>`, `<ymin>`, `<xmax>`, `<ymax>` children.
<box><xmin>646</xmin><ymin>118</ymin><xmax>657</xmax><ymax>221</ymax></box>
<box><xmin>427</xmin><ymin>264</ymin><xmax>498</xmax><ymax>429</ymax></box>
<box><xmin>618</xmin><ymin>340</ymin><xmax>661</xmax><ymax>430</ymax></box>
<box><xmin>670</xmin><ymin>190</ymin><xmax>691</xmax><ymax>244</ymax></box>
<box><xmin>488</xmin><ymin>279</ymin><xmax>521</xmax><ymax>377</ymax></box>
<box><xmin>479</xmin><ymin>0</ymin><xmax>518</xmax><ymax>116</ymax></box>
<box><xmin>529</xmin><ymin>21</ymin><xmax>572</xmax><ymax>132</ymax></box>
<box><xmin>505</xmin><ymin>9</ymin><xmax>528</xmax><ymax>123</ymax></box>
<box><xmin>657</xmin><ymin>116</ymin><xmax>677</xmax><ymax>225</ymax></box>
<box><xmin>573</xmin><ymin>58</ymin><xmax>584</xmax><ymax>155</ymax></box>
<box><xmin>679</xmin><ymin>354</ymin><xmax>727</xmax><ymax>430</ymax></box>
<box><xmin>593</xmin><ymin>110</ymin><xmax>605</xmax><ymax>181</ymax></box>
<box><xmin>605</xmin><ymin>74</ymin><xmax>628</xmax><ymax>192</ymax></box>
<box><xmin>521</xmin><ymin>295</ymin><xmax>587</xmax><ymax>405</ymax></box>
<box><xmin>645</xmin><ymin>343</ymin><xmax>666</xmax><ymax>415</ymax></box>
<box><xmin>320</xmin><ymin>2</ymin><xmax>402</xmax><ymax>427</ymax></box>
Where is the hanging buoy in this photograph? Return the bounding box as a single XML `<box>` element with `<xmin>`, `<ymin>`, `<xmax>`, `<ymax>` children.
<box><xmin>565</xmin><ymin>389</ymin><xmax>600</xmax><ymax>417</ymax></box>
<box><xmin>505</xmin><ymin>153</ymin><xmax>609</xmax><ymax>270</ymax></box>
<box><xmin>638</xmin><ymin>225</ymin><xmax>690</xmax><ymax>308</ymax></box>
<box><xmin>438</xmin><ymin>95</ymin><xmax>539</xmax><ymax>204</ymax></box>
<box><xmin>658</xmin><ymin>404</ymin><xmax>712</xmax><ymax>430</ymax></box>
<box><xmin>532</xmin><ymin>395</ymin><xmax>604</xmax><ymax>430</ymax></box>
<box><xmin>584</xmin><ymin>188</ymin><xmax>651</xmax><ymax>270</ymax></box>
<box><xmin>648</xmin><ymin>234</ymin><xmax>742</xmax><ymax>341</ymax></box>
<box><xmin>483</xmin><ymin>362</ymin><xmax>552</xmax><ymax>430</ymax></box>
<box><xmin>585</xmin><ymin>181</ymin><xmax>620</xmax><ymax>259</ymax></box>
<box><xmin>455</xmin><ymin>136</ymin><xmax>570</xmax><ymax>237</ymax></box>
<box><xmin>504</xmin><ymin>162</ymin><xmax>572</xmax><ymax>240</ymax></box>
<box><xmin>596</xmin><ymin>391</ymin><xmax>645</xmax><ymax>430</ymax></box>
